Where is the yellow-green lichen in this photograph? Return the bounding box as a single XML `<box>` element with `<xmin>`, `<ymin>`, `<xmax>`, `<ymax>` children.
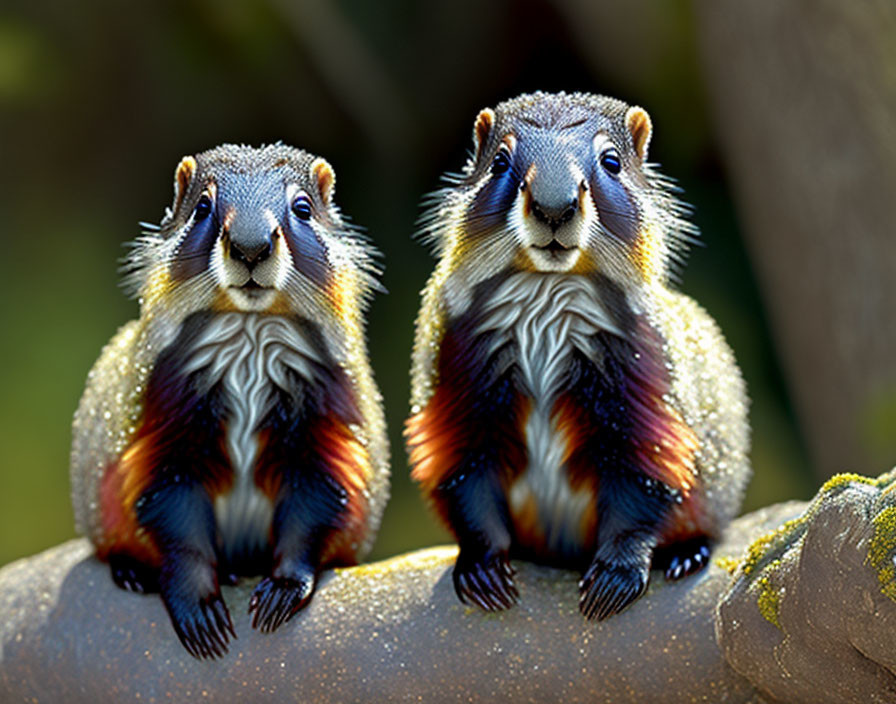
<box><xmin>866</xmin><ymin>505</ymin><xmax>896</xmax><ymax>602</ymax></box>
<box><xmin>742</xmin><ymin>521</ymin><xmax>800</xmax><ymax>576</ymax></box>
<box><xmin>742</xmin><ymin>530</ymin><xmax>777</xmax><ymax>577</ymax></box>
<box><xmin>820</xmin><ymin>472</ymin><xmax>878</xmax><ymax>492</ymax></box>
<box><xmin>755</xmin><ymin>575</ymin><xmax>782</xmax><ymax>629</ymax></box>
<box><xmin>743</xmin><ymin>473</ymin><xmax>884</xmax><ymax>578</ymax></box>
<box><xmin>876</xmin><ymin>468</ymin><xmax>896</xmax><ymax>500</ymax></box>
<box><xmin>715</xmin><ymin>556</ymin><xmax>741</xmax><ymax>575</ymax></box>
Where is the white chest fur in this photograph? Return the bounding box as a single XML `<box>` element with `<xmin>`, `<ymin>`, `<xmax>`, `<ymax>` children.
<box><xmin>476</xmin><ymin>274</ymin><xmax>622</xmax><ymax>554</ymax></box>
<box><xmin>182</xmin><ymin>313</ymin><xmax>326</xmax><ymax>556</ymax></box>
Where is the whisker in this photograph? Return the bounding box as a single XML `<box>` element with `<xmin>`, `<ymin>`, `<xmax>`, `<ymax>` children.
<box><xmin>167</xmin><ymin>249</ymin><xmax>217</xmax><ymax>265</ymax></box>
<box><xmin>592</xmin><ymin>206</ymin><xmax>641</xmax><ymax>223</ymax></box>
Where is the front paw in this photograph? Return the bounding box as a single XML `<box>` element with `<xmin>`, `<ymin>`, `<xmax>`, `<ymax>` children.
<box><xmin>453</xmin><ymin>549</ymin><xmax>518</xmax><ymax>612</ymax></box>
<box><xmin>162</xmin><ymin>589</ymin><xmax>236</xmax><ymax>659</ymax></box>
<box><xmin>579</xmin><ymin>558</ymin><xmax>649</xmax><ymax>621</ymax></box>
<box><xmin>655</xmin><ymin>537</ymin><xmax>712</xmax><ymax>581</ymax></box>
<box><xmin>109</xmin><ymin>553</ymin><xmax>159</xmax><ymax>594</ymax></box>
<box><xmin>248</xmin><ymin>573</ymin><xmax>316</xmax><ymax>633</ymax></box>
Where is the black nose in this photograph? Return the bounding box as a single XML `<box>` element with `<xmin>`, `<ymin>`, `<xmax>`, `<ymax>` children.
<box><xmin>229</xmin><ymin>238</ymin><xmax>273</xmax><ymax>267</ymax></box>
<box><xmin>530</xmin><ymin>198</ymin><xmax>578</xmax><ymax>232</ymax></box>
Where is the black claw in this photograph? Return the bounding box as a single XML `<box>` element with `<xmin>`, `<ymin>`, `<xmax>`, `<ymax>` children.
<box><xmin>109</xmin><ymin>555</ymin><xmax>159</xmax><ymax>594</ymax></box>
<box><xmin>203</xmin><ymin>600</ymin><xmax>232</xmax><ymax>649</ymax></box>
<box><xmin>579</xmin><ymin>559</ymin><xmax>649</xmax><ymax>621</ymax></box>
<box><xmin>656</xmin><ymin>537</ymin><xmax>713</xmax><ymax>582</ymax></box>
<box><xmin>248</xmin><ymin>574</ymin><xmax>316</xmax><ymax>633</ymax></box>
<box><xmin>165</xmin><ymin>591</ymin><xmax>235</xmax><ymax>660</ymax></box>
<box><xmin>194</xmin><ymin>626</ymin><xmax>216</xmax><ymax>658</ymax></box>
<box><xmin>212</xmin><ymin>598</ymin><xmax>236</xmax><ymax>639</ymax></box>
<box><xmin>219</xmin><ymin>571</ymin><xmax>240</xmax><ymax>586</ymax></box>
<box><xmin>477</xmin><ymin>562</ymin><xmax>511</xmax><ymax>608</ymax></box>
<box><xmin>453</xmin><ymin>550</ymin><xmax>518</xmax><ymax>613</ymax></box>
<box><xmin>180</xmin><ymin>622</ymin><xmax>198</xmax><ymax>658</ymax></box>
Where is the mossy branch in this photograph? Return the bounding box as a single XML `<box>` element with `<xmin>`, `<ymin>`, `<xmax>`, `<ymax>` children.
<box><xmin>0</xmin><ymin>472</ymin><xmax>880</xmax><ymax>703</ymax></box>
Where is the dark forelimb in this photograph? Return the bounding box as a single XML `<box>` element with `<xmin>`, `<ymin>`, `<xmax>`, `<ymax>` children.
<box><xmin>249</xmin><ymin>378</ymin><xmax>360</xmax><ymax>632</ymax></box>
<box><xmin>434</xmin><ymin>371</ymin><xmax>522</xmax><ymax>611</ymax></box>
<box><xmin>438</xmin><ymin>459</ymin><xmax>518</xmax><ymax>611</ymax></box>
<box><xmin>136</xmin><ymin>477</ymin><xmax>235</xmax><ymax>659</ymax></box>
<box><xmin>579</xmin><ymin>472</ymin><xmax>675</xmax><ymax>620</ymax></box>
<box><xmin>129</xmin><ymin>343</ymin><xmax>236</xmax><ymax>659</ymax></box>
<box><xmin>565</xmin><ymin>348</ymin><xmax>686</xmax><ymax>620</ymax></box>
<box><xmin>249</xmin><ymin>470</ymin><xmax>350</xmax><ymax>632</ymax></box>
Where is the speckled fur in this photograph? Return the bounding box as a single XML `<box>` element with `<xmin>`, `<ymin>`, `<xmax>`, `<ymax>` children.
<box><xmin>70</xmin><ymin>144</ymin><xmax>389</xmax><ymax>657</ymax></box>
<box><xmin>407</xmin><ymin>91</ymin><xmax>750</xmax><ymax>617</ymax></box>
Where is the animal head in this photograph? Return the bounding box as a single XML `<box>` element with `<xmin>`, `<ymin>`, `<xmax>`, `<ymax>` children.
<box><xmin>126</xmin><ymin>144</ymin><xmax>380</xmax><ymax>321</ymax></box>
<box><xmin>422</xmin><ymin>92</ymin><xmax>695</xmax><ymax>288</ymax></box>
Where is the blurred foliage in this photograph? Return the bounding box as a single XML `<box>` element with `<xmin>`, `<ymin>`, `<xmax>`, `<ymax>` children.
<box><xmin>862</xmin><ymin>386</ymin><xmax>896</xmax><ymax>470</ymax></box>
<box><xmin>0</xmin><ymin>0</ymin><xmax>814</xmax><ymax>567</ymax></box>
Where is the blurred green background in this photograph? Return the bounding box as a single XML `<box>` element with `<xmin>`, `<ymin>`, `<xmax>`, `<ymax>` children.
<box><xmin>0</xmin><ymin>0</ymin><xmax>819</xmax><ymax>568</ymax></box>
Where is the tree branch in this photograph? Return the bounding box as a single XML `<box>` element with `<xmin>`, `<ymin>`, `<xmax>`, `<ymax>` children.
<box><xmin>5</xmin><ymin>471</ymin><xmax>896</xmax><ymax>702</ymax></box>
<box><xmin>0</xmin><ymin>505</ymin><xmax>792</xmax><ymax>702</ymax></box>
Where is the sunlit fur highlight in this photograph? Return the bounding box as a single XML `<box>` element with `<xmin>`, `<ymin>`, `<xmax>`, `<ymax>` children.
<box><xmin>72</xmin><ymin>144</ymin><xmax>390</xmax><ymax>595</ymax></box>
<box><xmin>408</xmin><ymin>94</ymin><xmax>750</xmax><ymax>615</ymax></box>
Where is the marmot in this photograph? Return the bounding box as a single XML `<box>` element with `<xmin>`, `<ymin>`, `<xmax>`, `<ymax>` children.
<box><xmin>70</xmin><ymin>144</ymin><xmax>389</xmax><ymax>657</ymax></box>
<box><xmin>406</xmin><ymin>92</ymin><xmax>749</xmax><ymax>620</ymax></box>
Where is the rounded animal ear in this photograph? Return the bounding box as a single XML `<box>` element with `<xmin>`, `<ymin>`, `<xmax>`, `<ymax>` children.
<box><xmin>625</xmin><ymin>106</ymin><xmax>652</xmax><ymax>161</ymax></box>
<box><xmin>173</xmin><ymin>155</ymin><xmax>197</xmax><ymax>213</ymax></box>
<box><xmin>311</xmin><ymin>157</ymin><xmax>335</xmax><ymax>206</ymax></box>
<box><xmin>473</xmin><ymin>107</ymin><xmax>496</xmax><ymax>160</ymax></box>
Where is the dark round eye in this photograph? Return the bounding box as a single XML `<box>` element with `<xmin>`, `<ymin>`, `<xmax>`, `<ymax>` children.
<box><xmin>491</xmin><ymin>149</ymin><xmax>511</xmax><ymax>176</ymax></box>
<box><xmin>600</xmin><ymin>148</ymin><xmax>622</xmax><ymax>175</ymax></box>
<box><xmin>291</xmin><ymin>194</ymin><xmax>313</xmax><ymax>221</ymax></box>
<box><xmin>193</xmin><ymin>194</ymin><xmax>212</xmax><ymax>222</ymax></box>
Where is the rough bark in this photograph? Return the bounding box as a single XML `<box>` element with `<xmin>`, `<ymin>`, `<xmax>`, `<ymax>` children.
<box><xmin>717</xmin><ymin>469</ymin><xmax>896</xmax><ymax>703</ymax></box>
<box><xmin>695</xmin><ymin>0</ymin><xmax>896</xmax><ymax>478</ymax></box>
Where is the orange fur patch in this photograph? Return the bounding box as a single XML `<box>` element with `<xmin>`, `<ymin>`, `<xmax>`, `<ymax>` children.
<box><xmin>317</xmin><ymin>416</ymin><xmax>370</xmax><ymax>564</ymax></box>
<box><xmin>553</xmin><ymin>395</ymin><xmax>599</xmax><ymax>496</ymax></box>
<box><xmin>97</xmin><ymin>452</ymin><xmax>159</xmax><ymax>564</ymax></box>
<box><xmin>631</xmin><ymin>227</ymin><xmax>661</xmax><ymax>281</ymax></box>
<box><xmin>658</xmin><ymin>492</ymin><xmax>711</xmax><ymax>546</ymax></box>
<box><xmin>406</xmin><ymin>352</ymin><xmax>528</xmax><ymax>535</ymax></box>
<box><xmin>96</xmin><ymin>408</ymin><xmax>232</xmax><ymax>562</ymax></box>
<box><xmin>255</xmin><ymin>414</ymin><xmax>370</xmax><ymax>566</ymax></box>
<box><xmin>507</xmin><ymin>486</ymin><xmax>545</xmax><ymax>549</ymax></box>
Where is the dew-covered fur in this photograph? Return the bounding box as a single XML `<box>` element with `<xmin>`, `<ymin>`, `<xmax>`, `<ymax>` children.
<box><xmin>407</xmin><ymin>91</ymin><xmax>750</xmax><ymax>619</ymax></box>
<box><xmin>70</xmin><ymin>143</ymin><xmax>389</xmax><ymax>657</ymax></box>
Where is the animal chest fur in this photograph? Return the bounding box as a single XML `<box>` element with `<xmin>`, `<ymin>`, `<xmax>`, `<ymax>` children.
<box><xmin>474</xmin><ymin>274</ymin><xmax>624</xmax><ymax>556</ymax></box>
<box><xmin>181</xmin><ymin>313</ymin><xmax>326</xmax><ymax>559</ymax></box>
